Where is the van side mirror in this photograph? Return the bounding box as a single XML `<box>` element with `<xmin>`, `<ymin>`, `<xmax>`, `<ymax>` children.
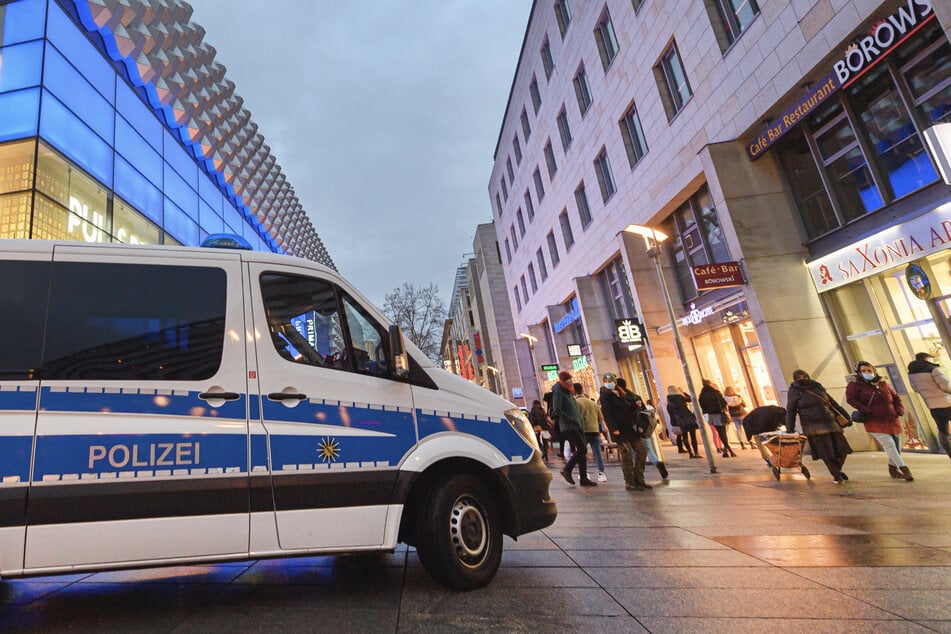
<box><xmin>388</xmin><ymin>324</ymin><xmax>410</xmax><ymax>379</ymax></box>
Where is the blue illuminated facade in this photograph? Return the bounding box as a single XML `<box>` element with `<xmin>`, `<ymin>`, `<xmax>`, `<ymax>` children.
<box><xmin>0</xmin><ymin>0</ymin><xmax>334</xmax><ymax>267</ymax></box>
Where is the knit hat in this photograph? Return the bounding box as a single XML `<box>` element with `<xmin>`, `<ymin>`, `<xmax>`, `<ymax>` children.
<box><xmin>792</xmin><ymin>369</ymin><xmax>810</xmax><ymax>380</ymax></box>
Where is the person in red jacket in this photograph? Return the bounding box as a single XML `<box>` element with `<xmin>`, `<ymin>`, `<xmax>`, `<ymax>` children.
<box><xmin>845</xmin><ymin>361</ymin><xmax>913</xmax><ymax>481</ymax></box>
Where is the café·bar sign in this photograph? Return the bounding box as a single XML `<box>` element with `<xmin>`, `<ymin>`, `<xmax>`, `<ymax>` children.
<box><xmin>692</xmin><ymin>262</ymin><xmax>745</xmax><ymax>291</ymax></box>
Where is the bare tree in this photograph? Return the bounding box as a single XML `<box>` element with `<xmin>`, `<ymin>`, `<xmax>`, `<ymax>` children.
<box><xmin>382</xmin><ymin>282</ymin><xmax>445</xmax><ymax>363</ymax></box>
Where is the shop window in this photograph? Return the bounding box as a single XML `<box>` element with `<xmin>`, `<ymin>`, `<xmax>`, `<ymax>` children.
<box><xmin>0</xmin><ymin>193</ymin><xmax>31</xmax><ymax>238</ymax></box>
<box><xmin>0</xmin><ymin>139</ymin><xmax>35</xmax><ymax>195</ymax></box>
<box><xmin>666</xmin><ymin>185</ymin><xmax>732</xmax><ymax>302</ymax></box>
<box><xmin>114</xmin><ymin>195</ymin><xmax>160</xmax><ymax>245</ymax></box>
<box><xmin>848</xmin><ymin>64</ymin><xmax>937</xmax><ymax>199</ymax></box>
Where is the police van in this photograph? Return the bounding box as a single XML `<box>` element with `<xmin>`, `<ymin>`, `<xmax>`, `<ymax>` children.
<box><xmin>0</xmin><ymin>238</ymin><xmax>555</xmax><ymax>590</ymax></box>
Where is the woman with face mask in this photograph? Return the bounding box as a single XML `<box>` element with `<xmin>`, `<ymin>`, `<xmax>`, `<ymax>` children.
<box><xmin>845</xmin><ymin>361</ymin><xmax>913</xmax><ymax>481</ymax></box>
<box><xmin>786</xmin><ymin>369</ymin><xmax>853</xmax><ymax>483</ymax></box>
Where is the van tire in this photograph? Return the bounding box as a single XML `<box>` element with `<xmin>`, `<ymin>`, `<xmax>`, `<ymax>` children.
<box><xmin>415</xmin><ymin>473</ymin><xmax>502</xmax><ymax>590</ymax></box>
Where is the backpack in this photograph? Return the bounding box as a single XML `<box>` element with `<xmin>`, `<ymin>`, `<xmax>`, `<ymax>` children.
<box><xmin>634</xmin><ymin>408</ymin><xmax>658</xmax><ymax>438</ymax></box>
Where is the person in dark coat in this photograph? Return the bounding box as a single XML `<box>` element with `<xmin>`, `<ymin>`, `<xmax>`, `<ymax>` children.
<box><xmin>666</xmin><ymin>386</ymin><xmax>700</xmax><ymax>458</ymax></box>
<box><xmin>599</xmin><ymin>372</ymin><xmax>649</xmax><ymax>490</ymax></box>
<box><xmin>699</xmin><ymin>379</ymin><xmax>735</xmax><ymax>457</ymax></box>
<box><xmin>743</xmin><ymin>405</ymin><xmax>787</xmax><ymax>464</ymax></box>
<box><xmin>846</xmin><ymin>361</ymin><xmax>912</xmax><ymax>481</ymax></box>
<box><xmin>529</xmin><ymin>399</ymin><xmax>550</xmax><ymax>462</ymax></box>
<box><xmin>552</xmin><ymin>370</ymin><xmax>596</xmax><ymax>487</ymax></box>
<box><xmin>906</xmin><ymin>352</ymin><xmax>951</xmax><ymax>460</ymax></box>
<box><xmin>786</xmin><ymin>369</ymin><xmax>852</xmax><ymax>483</ymax></box>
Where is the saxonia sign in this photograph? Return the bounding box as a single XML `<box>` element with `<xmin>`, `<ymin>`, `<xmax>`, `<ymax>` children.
<box><xmin>806</xmin><ymin>202</ymin><xmax>951</xmax><ymax>292</ymax></box>
<box><xmin>747</xmin><ymin>0</ymin><xmax>934</xmax><ymax>160</ymax></box>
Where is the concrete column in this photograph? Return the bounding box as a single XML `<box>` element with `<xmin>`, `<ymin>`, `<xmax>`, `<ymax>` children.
<box><xmin>574</xmin><ymin>275</ymin><xmax>618</xmax><ymax>380</ymax></box>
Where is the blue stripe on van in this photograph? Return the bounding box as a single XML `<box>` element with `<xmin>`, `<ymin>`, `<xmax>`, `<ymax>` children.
<box><xmin>0</xmin><ymin>386</ymin><xmax>39</xmax><ymax>411</ymax></box>
<box><xmin>38</xmin><ymin>387</ymin><xmax>246</xmax><ymax>419</ymax></box>
<box><xmin>417</xmin><ymin>411</ymin><xmax>534</xmax><ymax>462</ymax></box>
<box><xmin>32</xmin><ymin>433</ymin><xmax>248</xmax><ymax>481</ymax></box>
<box><xmin>0</xmin><ymin>436</ymin><xmax>33</xmax><ymax>482</ymax></box>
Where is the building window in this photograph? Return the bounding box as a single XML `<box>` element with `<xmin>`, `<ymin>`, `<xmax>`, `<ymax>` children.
<box><xmin>657</xmin><ymin>41</ymin><xmax>692</xmax><ymax>120</ymax></box>
<box><xmin>529</xmin><ymin>75</ymin><xmax>542</xmax><ymax>114</ymax></box>
<box><xmin>500</xmin><ymin>177</ymin><xmax>508</xmax><ymax>201</ymax></box>
<box><xmin>506</xmin><ymin>158</ymin><xmax>515</xmax><ymax>184</ymax></box>
<box><xmin>554</xmin><ymin>0</ymin><xmax>572</xmax><ymax>39</ymax></box>
<box><xmin>665</xmin><ymin>185</ymin><xmax>731</xmax><ymax>302</ymax></box>
<box><xmin>713</xmin><ymin>0</ymin><xmax>759</xmax><ymax>48</ymax></box>
<box><xmin>510</xmin><ymin>224</ymin><xmax>519</xmax><ymax>250</ymax></box>
<box><xmin>541</xmin><ymin>36</ymin><xmax>555</xmax><ymax>80</ymax></box>
<box><xmin>516</xmin><ymin>208</ymin><xmax>526</xmax><ymax>236</ymax></box>
<box><xmin>559</xmin><ymin>209</ymin><xmax>575</xmax><ymax>250</ymax></box>
<box><xmin>528</xmin><ymin>262</ymin><xmax>538</xmax><ymax>292</ymax></box>
<box><xmin>620</xmin><ymin>101</ymin><xmax>648</xmax><ymax>167</ymax></box>
<box><xmin>504</xmin><ymin>238</ymin><xmax>512</xmax><ymax>263</ymax></box>
<box><xmin>494</xmin><ymin>193</ymin><xmax>502</xmax><ymax>217</ymax></box>
<box><xmin>556</xmin><ymin>106</ymin><xmax>572</xmax><ymax>151</ymax></box>
<box><xmin>524</xmin><ymin>189</ymin><xmax>535</xmax><ymax>221</ymax></box>
<box><xmin>533</xmin><ymin>167</ymin><xmax>545</xmax><ymax>201</ymax></box>
<box><xmin>631</xmin><ymin>0</ymin><xmax>643</xmax><ymax>11</ymax></box>
<box><xmin>598</xmin><ymin>257</ymin><xmax>636</xmax><ymax>320</ymax></box>
<box><xmin>520</xmin><ymin>275</ymin><xmax>530</xmax><ymax>304</ymax></box>
<box><xmin>514</xmin><ymin>286</ymin><xmax>522</xmax><ymax>311</ymax></box>
<box><xmin>536</xmin><ymin>247</ymin><xmax>549</xmax><ymax>280</ymax></box>
<box><xmin>547</xmin><ymin>230</ymin><xmax>560</xmax><ymax>267</ymax></box>
<box><xmin>513</xmin><ymin>135</ymin><xmax>523</xmax><ymax>164</ymax></box>
<box><xmin>521</xmin><ymin>108</ymin><xmax>531</xmax><ymax>140</ymax></box>
<box><xmin>593</xmin><ymin>147</ymin><xmax>616</xmax><ymax>202</ymax></box>
<box><xmin>897</xmin><ymin>23</ymin><xmax>951</xmax><ymax>125</ymax></box>
<box><xmin>544</xmin><ymin>140</ymin><xmax>558</xmax><ymax>179</ymax></box>
<box><xmin>575</xmin><ymin>182</ymin><xmax>592</xmax><ymax>228</ymax></box>
<box><xmin>594</xmin><ymin>7</ymin><xmax>620</xmax><ymax>72</ymax></box>
<box><xmin>573</xmin><ymin>64</ymin><xmax>592</xmax><ymax>116</ymax></box>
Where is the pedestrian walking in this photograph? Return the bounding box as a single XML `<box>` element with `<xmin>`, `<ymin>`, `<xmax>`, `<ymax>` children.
<box><xmin>529</xmin><ymin>399</ymin><xmax>550</xmax><ymax>462</ymax></box>
<box><xmin>618</xmin><ymin>379</ymin><xmax>668</xmax><ymax>480</ymax></box>
<box><xmin>700</xmin><ymin>379</ymin><xmax>736</xmax><ymax>457</ymax></box>
<box><xmin>575</xmin><ymin>383</ymin><xmax>607</xmax><ymax>482</ymax></box>
<box><xmin>906</xmin><ymin>351</ymin><xmax>951</xmax><ymax>461</ymax></box>
<box><xmin>785</xmin><ymin>369</ymin><xmax>852</xmax><ymax>483</ymax></box>
<box><xmin>846</xmin><ymin>361</ymin><xmax>913</xmax><ymax>481</ymax></box>
<box><xmin>723</xmin><ymin>386</ymin><xmax>749</xmax><ymax>449</ymax></box>
<box><xmin>553</xmin><ymin>371</ymin><xmax>596</xmax><ymax>487</ymax></box>
<box><xmin>667</xmin><ymin>386</ymin><xmax>700</xmax><ymax>458</ymax></box>
<box><xmin>600</xmin><ymin>373</ymin><xmax>650</xmax><ymax>490</ymax></box>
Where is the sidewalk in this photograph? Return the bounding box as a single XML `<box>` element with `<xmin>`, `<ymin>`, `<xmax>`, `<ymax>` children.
<box><xmin>1</xmin><ymin>447</ymin><xmax>949</xmax><ymax>632</ymax></box>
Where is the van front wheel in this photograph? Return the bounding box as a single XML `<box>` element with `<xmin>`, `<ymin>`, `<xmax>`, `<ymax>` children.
<box><xmin>416</xmin><ymin>474</ymin><xmax>502</xmax><ymax>590</ymax></box>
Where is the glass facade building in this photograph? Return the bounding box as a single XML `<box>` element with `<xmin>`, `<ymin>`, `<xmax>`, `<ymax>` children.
<box><xmin>0</xmin><ymin>0</ymin><xmax>334</xmax><ymax>267</ymax></box>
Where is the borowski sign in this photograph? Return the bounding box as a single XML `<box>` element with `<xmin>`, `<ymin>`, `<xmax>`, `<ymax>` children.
<box><xmin>746</xmin><ymin>0</ymin><xmax>934</xmax><ymax>160</ymax></box>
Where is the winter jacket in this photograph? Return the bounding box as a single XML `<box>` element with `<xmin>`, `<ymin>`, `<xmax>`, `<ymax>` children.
<box><xmin>576</xmin><ymin>395</ymin><xmax>605</xmax><ymax>434</ymax></box>
<box><xmin>666</xmin><ymin>393</ymin><xmax>698</xmax><ymax>432</ymax></box>
<box><xmin>698</xmin><ymin>385</ymin><xmax>728</xmax><ymax>415</ymax></box>
<box><xmin>529</xmin><ymin>406</ymin><xmax>549</xmax><ymax>431</ymax></box>
<box><xmin>600</xmin><ymin>387</ymin><xmax>639</xmax><ymax>442</ymax></box>
<box><xmin>725</xmin><ymin>394</ymin><xmax>747</xmax><ymax>419</ymax></box>
<box><xmin>845</xmin><ymin>375</ymin><xmax>904</xmax><ymax>435</ymax></box>
<box><xmin>742</xmin><ymin>405</ymin><xmax>786</xmax><ymax>439</ymax></box>
<box><xmin>907</xmin><ymin>358</ymin><xmax>951</xmax><ymax>409</ymax></box>
<box><xmin>551</xmin><ymin>381</ymin><xmax>583</xmax><ymax>433</ymax></box>
<box><xmin>785</xmin><ymin>380</ymin><xmax>848</xmax><ymax>436</ymax></box>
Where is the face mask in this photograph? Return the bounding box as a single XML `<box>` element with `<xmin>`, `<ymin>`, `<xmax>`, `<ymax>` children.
<box><xmin>604</xmin><ymin>382</ymin><xmax>616</xmax><ymax>391</ymax></box>
<box><xmin>861</xmin><ymin>372</ymin><xmax>875</xmax><ymax>381</ymax></box>
<box><xmin>795</xmin><ymin>378</ymin><xmax>810</xmax><ymax>386</ymax></box>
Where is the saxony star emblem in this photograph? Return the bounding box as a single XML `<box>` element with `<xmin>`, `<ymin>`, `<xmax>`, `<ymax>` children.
<box><xmin>317</xmin><ymin>437</ymin><xmax>340</xmax><ymax>462</ymax></box>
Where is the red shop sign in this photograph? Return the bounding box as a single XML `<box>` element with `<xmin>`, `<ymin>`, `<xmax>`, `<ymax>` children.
<box><xmin>692</xmin><ymin>262</ymin><xmax>745</xmax><ymax>291</ymax></box>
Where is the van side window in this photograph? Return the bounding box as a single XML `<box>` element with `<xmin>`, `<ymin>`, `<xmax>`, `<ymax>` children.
<box><xmin>260</xmin><ymin>273</ymin><xmax>350</xmax><ymax>371</ymax></box>
<box><xmin>339</xmin><ymin>292</ymin><xmax>389</xmax><ymax>378</ymax></box>
<box><xmin>42</xmin><ymin>263</ymin><xmax>227</xmax><ymax>380</ymax></box>
<box><xmin>0</xmin><ymin>260</ymin><xmax>51</xmax><ymax>380</ymax></box>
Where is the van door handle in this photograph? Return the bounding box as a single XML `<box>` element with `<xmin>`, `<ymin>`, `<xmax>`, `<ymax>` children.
<box><xmin>198</xmin><ymin>391</ymin><xmax>240</xmax><ymax>402</ymax></box>
<box><xmin>267</xmin><ymin>392</ymin><xmax>308</xmax><ymax>402</ymax></box>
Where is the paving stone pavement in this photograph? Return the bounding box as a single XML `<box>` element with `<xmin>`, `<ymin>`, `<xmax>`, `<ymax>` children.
<box><xmin>1</xmin><ymin>447</ymin><xmax>949</xmax><ymax>632</ymax></box>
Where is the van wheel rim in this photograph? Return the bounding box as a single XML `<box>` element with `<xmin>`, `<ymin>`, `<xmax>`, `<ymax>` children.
<box><xmin>450</xmin><ymin>495</ymin><xmax>488</xmax><ymax>567</ymax></box>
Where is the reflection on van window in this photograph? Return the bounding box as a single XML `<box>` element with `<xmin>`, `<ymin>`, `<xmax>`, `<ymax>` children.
<box><xmin>261</xmin><ymin>273</ymin><xmax>350</xmax><ymax>371</ymax></box>
<box><xmin>340</xmin><ymin>293</ymin><xmax>389</xmax><ymax>377</ymax></box>
<box><xmin>0</xmin><ymin>260</ymin><xmax>52</xmax><ymax>379</ymax></box>
<box><xmin>43</xmin><ymin>263</ymin><xmax>227</xmax><ymax>380</ymax></box>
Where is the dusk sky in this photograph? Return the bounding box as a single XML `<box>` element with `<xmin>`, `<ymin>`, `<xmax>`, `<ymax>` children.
<box><xmin>185</xmin><ymin>1</ymin><xmax>533</xmax><ymax>308</ymax></box>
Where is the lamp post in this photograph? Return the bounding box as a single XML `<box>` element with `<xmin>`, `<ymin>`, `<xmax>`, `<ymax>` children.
<box><xmin>519</xmin><ymin>332</ymin><xmax>540</xmax><ymax>402</ymax></box>
<box><xmin>623</xmin><ymin>224</ymin><xmax>718</xmax><ymax>474</ymax></box>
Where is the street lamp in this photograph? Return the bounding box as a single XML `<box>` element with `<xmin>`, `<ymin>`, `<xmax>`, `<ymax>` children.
<box><xmin>519</xmin><ymin>332</ymin><xmax>540</xmax><ymax>402</ymax></box>
<box><xmin>623</xmin><ymin>224</ymin><xmax>718</xmax><ymax>473</ymax></box>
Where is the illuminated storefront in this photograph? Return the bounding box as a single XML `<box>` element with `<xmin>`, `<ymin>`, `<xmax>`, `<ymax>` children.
<box><xmin>0</xmin><ymin>0</ymin><xmax>333</xmax><ymax>265</ymax></box>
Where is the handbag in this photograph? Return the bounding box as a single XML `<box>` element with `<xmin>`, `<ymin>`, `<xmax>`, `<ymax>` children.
<box><xmin>850</xmin><ymin>410</ymin><xmax>865</xmax><ymax>423</ymax></box>
<box><xmin>805</xmin><ymin>389</ymin><xmax>852</xmax><ymax>428</ymax></box>
<box><xmin>834</xmin><ymin>411</ymin><xmax>852</xmax><ymax>428</ymax></box>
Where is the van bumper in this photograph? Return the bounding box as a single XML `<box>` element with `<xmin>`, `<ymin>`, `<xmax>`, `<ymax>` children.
<box><xmin>498</xmin><ymin>454</ymin><xmax>556</xmax><ymax>536</ymax></box>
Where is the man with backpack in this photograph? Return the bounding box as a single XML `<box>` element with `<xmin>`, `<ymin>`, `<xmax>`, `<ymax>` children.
<box><xmin>599</xmin><ymin>373</ymin><xmax>651</xmax><ymax>490</ymax></box>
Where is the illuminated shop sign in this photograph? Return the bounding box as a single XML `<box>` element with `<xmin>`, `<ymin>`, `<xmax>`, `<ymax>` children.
<box><xmin>679</xmin><ymin>303</ymin><xmax>716</xmax><ymax>327</ymax></box>
<box><xmin>68</xmin><ymin>195</ymin><xmax>148</xmax><ymax>245</ymax></box>
<box><xmin>806</xmin><ymin>202</ymin><xmax>951</xmax><ymax>291</ymax></box>
<box><xmin>692</xmin><ymin>261</ymin><xmax>745</xmax><ymax>291</ymax></box>
<box><xmin>566</xmin><ymin>343</ymin><xmax>582</xmax><ymax>357</ymax></box>
<box><xmin>540</xmin><ymin>363</ymin><xmax>559</xmax><ymax>381</ymax></box>
<box><xmin>746</xmin><ymin>0</ymin><xmax>934</xmax><ymax>161</ymax></box>
<box><xmin>615</xmin><ymin>318</ymin><xmax>647</xmax><ymax>350</ymax></box>
<box><xmin>553</xmin><ymin>298</ymin><xmax>581</xmax><ymax>334</ymax></box>
<box><xmin>572</xmin><ymin>356</ymin><xmax>589</xmax><ymax>372</ymax></box>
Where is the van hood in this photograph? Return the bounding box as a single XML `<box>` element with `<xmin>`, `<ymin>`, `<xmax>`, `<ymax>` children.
<box><xmin>428</xmin><ymin>367</ymin><xmax>516</xmax><ymax>415</ymax></box>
